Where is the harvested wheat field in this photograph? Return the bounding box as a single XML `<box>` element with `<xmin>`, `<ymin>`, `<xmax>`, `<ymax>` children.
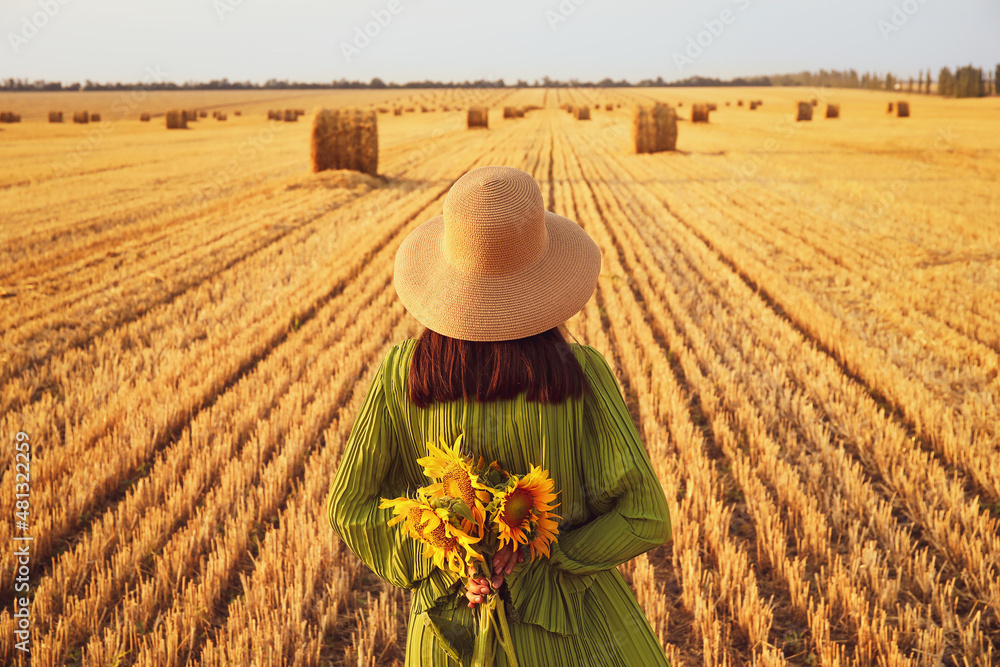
<box><xmin>1</xmin><ymin>85</ymin><xmax>998</xmax><ymax>667</ymax></box>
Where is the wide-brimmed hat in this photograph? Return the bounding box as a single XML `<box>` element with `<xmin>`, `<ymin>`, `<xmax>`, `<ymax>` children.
<box><xmin>393</xmin><ymin>165</ymin><xmax>602</xmax><ymax>341</ymax></box>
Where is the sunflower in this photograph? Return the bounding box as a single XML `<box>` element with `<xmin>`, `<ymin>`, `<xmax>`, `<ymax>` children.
<box><xmin>380</xmin><ymin>492</ymin><xmax>485</xmax><ymax>577</ymax></box>
<box><xmin>491</xmin><ymin>464</ymin><xmax>561</xmax><ymax>561</ymax></box>
<box><xmin>417</xmin><ymin>434</ymin><xmax>492</xmax><ymax>537</ymax></box>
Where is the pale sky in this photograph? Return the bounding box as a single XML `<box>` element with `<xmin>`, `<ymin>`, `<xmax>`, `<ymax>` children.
<box><xmin>2</xmin><ymin>0</ymin><xmax>998</xmax><ymax>85</ymax></box>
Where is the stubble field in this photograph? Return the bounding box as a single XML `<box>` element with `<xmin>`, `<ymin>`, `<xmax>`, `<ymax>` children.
<box><xmin>1</xmin><ymin>86</ymin><xmax>998</xmax><ymax>666</ymax></box>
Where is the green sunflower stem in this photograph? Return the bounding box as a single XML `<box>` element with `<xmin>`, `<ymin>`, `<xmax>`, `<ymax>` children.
<box><xmin>495</xmin><ymin>594</ymin><xmax>520</xmax><ymax>667</ymax></box>
<box><xmin>471</xmin><ymin>594</ymin><xmax>495</xmax><ymax>667</ymax></box>
<box><xmin>471</xmin><ymin>593</ymin><xmax>519</xmax><ymax>667</ymax></box>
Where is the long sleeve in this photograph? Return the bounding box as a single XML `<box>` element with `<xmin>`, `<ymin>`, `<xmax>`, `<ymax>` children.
<box><xmin>326</xmin><ymin>350</ymin><xmax>435</xmax><ymax>590</ymax></box>
<box><xmin>547</xmin><ymin>345</ymin><xmax>671</xmax><ymax>576</ymax></box>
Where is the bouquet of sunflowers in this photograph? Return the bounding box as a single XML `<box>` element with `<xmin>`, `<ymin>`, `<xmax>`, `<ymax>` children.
<box><xmin>380</xmin><ymin>433</ymin><xmax>561</xmax><ymax>667</ymax></box>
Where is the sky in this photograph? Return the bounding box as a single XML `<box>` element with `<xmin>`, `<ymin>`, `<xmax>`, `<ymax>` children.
<box><xmin>2</xmin><ymin>0</ymin><xmax>999</xmax><ymax>85</ymax></box>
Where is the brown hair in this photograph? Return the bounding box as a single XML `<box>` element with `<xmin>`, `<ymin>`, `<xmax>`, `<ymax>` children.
<box><xmin>407</xmin><ymin>325</ymin><xmax>592</xmax><ymax>409</ymax></box>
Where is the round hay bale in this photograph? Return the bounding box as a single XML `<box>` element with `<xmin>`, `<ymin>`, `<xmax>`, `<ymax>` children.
<box><xmin>825</xmin><ymin>104</ymin><xmax>840</xmax><ymax>119</ymax></box>
<box><xmin>706</xmin><ymin>103</ymin><xmax>717</xmax><ymax>111</ymax></box>
<box><xmin>284</xmin><ymin>109</ymin><xmax>298</xmax><ymax>122</ymax></box>
<box><xmin>632</xmin><ymin>103</ymin><xmax>677</xmax><ymax>154</ymax></box>
<box><xmin>166</xmin><ymin>109</ymin><xmax>187</xmax><ymax>129</ymax></box>
<box><xmin>749</xmin><ymin>101</ymin><xmax>760</xmax><ymax>110</ymax></box>
<box><xmin>73</xmin><ymin>111</ymin><xmax>89</xmax><ymax>124</ymax></box>
<box><xmin>217</xmin><ymin>113</ymin><xmax>227</xmax><ymax>121</ymax></box>
<box><xmin>691</xmin><ymin>104</ymin><xmax>710</xmax><ymax>123</ymax></box>
<box><xmin>89</xmin><ymin>113</ymin><xmax>101</xmax><ymax>122</ymax></box>
<box><xmin>311</xmin><ymin>108</ymin><xmax>378</xmax><ymax>176</ymax></box>
<box><xmin>896</xmin><ymin>101</ymin><xmax>910</xmax><ymax>117</ymax></box>
<box><xmin>503</xmin><ymin>106</ymin><xmax>517</xmax><ymax>119</ymax></box>
<box><xmin>737</xmin><ymin>100</ymin><xmax>744</xmax><ymax>107</ymax></box>
<box><xmin>185</xmin><ymin>109</ymin><xmax>198</xmax><ymax>122</ymax></box>
<box><xmin>234</xmin><ymin>110</ymin><xmax>242</xmax><ymax>116</ymax></box>
<box><xmin>140</xmin><ymin>112</ymin><xmax>151</xmax><ymax>122</ymax></box>
<box><xmin>605</xmin><ymin>103</ymin><xmax>613</xmax><ymax>111</ymax></box>
<box><xmin>796</xmin><ymin>102</ymin><xmax>813</xmax><ymax>121</ymax></box>
<box><xmin>575</xmin><ymin>105</ymin><xmax>591</xmax><ymax>120</ymax></box>
<box><xmin>810</xmin><ymin>99</ymin><xmax>818</xmax><ymax>107</ymax></box>
<box><xmin>49</xmin><ymin>111</ymin><xmax>63</xmax><ymax>123</ymax></box>
<box><xmin>200</xmin><ymin>110</ymin><xmax>208</xmax><ymax>118</ymax></box>
<box><xmin>467</xmin><ymin>106</ymin><xmax>489</xmax><ymax>128</ymax></box>
<box><xmin>887</xmin><ymin>102</ymin><xmax>894</xmax><ymax>113</ymax></box>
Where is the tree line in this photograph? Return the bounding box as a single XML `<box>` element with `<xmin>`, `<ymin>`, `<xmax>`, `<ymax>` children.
<box><xmin>2</xmin><ymin>66</ymin><xmax>996</xmax><ymax>96</ymax></box>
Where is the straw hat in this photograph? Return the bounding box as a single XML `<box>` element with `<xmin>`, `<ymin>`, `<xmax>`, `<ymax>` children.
<box><xmin>393</xmin><ymin>165</ymin><xmax>602</xmax><ymax>341</ymax></box>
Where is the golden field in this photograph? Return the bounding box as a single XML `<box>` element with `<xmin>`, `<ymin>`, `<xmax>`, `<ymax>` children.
<box><xmin>1</xmin><ymin>86</ymin><xmax>998</xmax><ymax>666</ymax></box>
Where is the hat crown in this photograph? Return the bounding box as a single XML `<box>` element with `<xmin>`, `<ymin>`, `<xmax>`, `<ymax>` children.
<box><xmin>442</xmin><ymin>166</ymin><xmax>548</xmax><ymax>276</ymax></box>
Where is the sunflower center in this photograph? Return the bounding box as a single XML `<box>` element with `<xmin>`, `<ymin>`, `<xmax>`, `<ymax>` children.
<box><xmin>443</xmin><ymin>464</ymin><xmax>476</xmax><ymax>508</ymax></box>
<box><xmin>427</xmin><ymin>522</ymin><xmax>457</xmax><ymax>550</ymax></box>
<box><xmin>501</xmin><ymin>488</ymin><xmax>534</xmax><ymax>528</ymax></box>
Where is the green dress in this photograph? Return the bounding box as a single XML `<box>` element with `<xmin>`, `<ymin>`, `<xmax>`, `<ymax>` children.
<box><xmin>327</xmin><ymin>338</ymin><xmax>672</xmax><ymax>666</ymax></box>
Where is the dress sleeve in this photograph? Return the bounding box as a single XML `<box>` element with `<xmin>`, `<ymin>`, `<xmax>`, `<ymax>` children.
<box><xmin>546</xmin><ymin>344</ymin><xmax>672</xmax><ymax>576</ymax></box>
<box><xmin>326</xmin><ymin>348</ymin><xmax>436</xmax><ymax>590</ymax></box>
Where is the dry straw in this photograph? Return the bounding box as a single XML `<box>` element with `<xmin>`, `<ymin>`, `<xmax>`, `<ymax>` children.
<box><xmin>825</xmin><ymin>104</ymin><xmax>840</xmax><ymax>119</ymax></box>
<box><xmin>632</xmin><ymin>103</ymin><xmax>678</xmax><ymax>154</ymax></box>
<box><xmin>217</xmin><ymin>113</ymin><xmax>228</xmax><ymax>121</ymax></box>
<box><xmin>186</xmin><ymin>109</ymin><xmax>198</xmax><ymax>122</ymax></box>
<box><xmin>605</xmin><ymin>103</ymin><xmax>613</xmax><ymax>111</ymax></box>
<box><xmin>267</xmin><ymin>109</ymin><xmax>281</xmax><ymax>120</ymax></box>
<box><xmin>393</xmin><ymin>107</ymin><xmax>403</xmax><ymax>116</ymax></box>
<box><xmin>139</xmin><ymin>113</ymin><xmax>150</xmax><ymax>122</ymax></box>
<box><xmin>166</xmin><ymin>109</ymin><xmax>187</xmax><ymax>129</ymax></box>
<box><xmin>706</xmin><ymin>103</ymin><xmax>718</xmax><ymax>111</ymax></box>
<box><xmin>796</xmin><ymin>102</ymin><xmax>813</xmax><ymax>121</ymax></box>
<box><xmin>691</xmin><ymin>104</ymin><xmax>710</xmax><ymax>123</ymax></box>
<box><xmin>897</xmin><ymin>101</ymin><xmax>910</xmax><ymax>117</ymax></box>
<box><xmin>0</xmin><ymin>111</ymin><xmax>22</xmax><ymax>123</ymax></box>
<box><xmin>467</xmin><ymin>106</ymin><xmax>488</xmax><ymax>128</ymax></box>
<box><xmin>73</xmin><ymin>111</ymin><xmax>88</xmax><ymax>123</ymax></box>
<box><xmin>887</xmin><ymin>102</ymin><xmax>894</xmax><ymax>113</ymax></box>
<box><xmin>234</xmin><ymin>110</ymin><xmax>242</xmax><ymax>116</ymax></box>
<box><xmin>503</xmin><ymin>106</ymin><xmax>517</xmax><ymax>119</ymax></box>
<box><xmin>574</xmin><ymin>105</ymin><xmax>591</xmax><ymax>120</ymax></box>
<box><xmin>200</xmin><ymin>111</ymin><xmax>208</xmax><ymax>118</ymax></box>
<box><xmin>284</xmin><ymin>109</ymin><xmax>298</xmax><ymax>122</ymax></box>
<box><xmin>311</xmin><ymin>108</ymin><xmax>378</xmax><ymax>176</ymax></box>
<box><xmin>49</xmin><ymin>111</ymin><xmax>63</xmax><ymax>123</ymax></box>
<box><xmin>90</xmin><ymin>113</ymin><xmax>101</xmax><ymax>122</ymax></box>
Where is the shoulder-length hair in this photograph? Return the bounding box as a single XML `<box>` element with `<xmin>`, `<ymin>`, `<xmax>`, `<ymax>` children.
<box><xmin>407</xmin><ymin>325</ymin><xmax>592</xmax><ymax>409</ymax></box>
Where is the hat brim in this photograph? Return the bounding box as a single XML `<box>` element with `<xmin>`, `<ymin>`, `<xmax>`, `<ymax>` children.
<box><xmin>393</xmin><ymin>211</ymin><xmax>602</xmax><ymax>341</ymax></box>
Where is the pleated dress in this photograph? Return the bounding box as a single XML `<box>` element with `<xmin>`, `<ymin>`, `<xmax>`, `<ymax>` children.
<box><xmin>327</xmin><ymin>338</ymin><xmax>672</xmax><ymax>666</ymax></box>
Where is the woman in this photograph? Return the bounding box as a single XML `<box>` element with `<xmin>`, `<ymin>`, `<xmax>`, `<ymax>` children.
<box><xmin>327</xmin><ymin>165</ymin><xmax>671</xmax><ymax>666</ymax></box>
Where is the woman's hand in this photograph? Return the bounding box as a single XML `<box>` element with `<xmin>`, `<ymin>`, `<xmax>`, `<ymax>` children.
<box><xmin>465</xmin><ymin>542</ymin><xmax>526</xmax><ymax>608</ymax></box>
